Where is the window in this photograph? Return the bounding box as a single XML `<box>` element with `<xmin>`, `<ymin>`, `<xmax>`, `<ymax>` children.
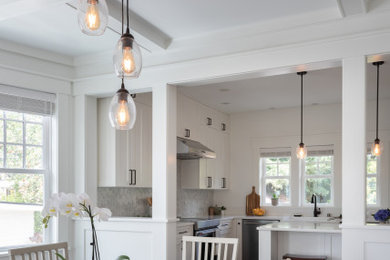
<box><xmin>302</xmin><ymin>149</ymin><xmax>334</xmax><ymax>205</ymax></box>
<box><xmin>0</xmin><ymin>109</ymin><xmax>51</xmax><ymax>249</ymax></box>
<box><xmin>366</xmin><ymin>153</ymin><xmax>379</xmax><ymax>206</ymax></box>
<box><xmin>260</xmin><ymin>150</ymin><xmax>291</xmax><ymax>205</ymax></box>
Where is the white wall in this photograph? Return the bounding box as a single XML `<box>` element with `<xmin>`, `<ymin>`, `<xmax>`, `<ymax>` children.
<box><xmin>213</xmin><ymin>99</ymin><xmax>390</xmax><ymax>217</ymax></box>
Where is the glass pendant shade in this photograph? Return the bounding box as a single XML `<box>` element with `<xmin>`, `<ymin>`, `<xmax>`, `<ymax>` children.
<box><xmin>296</xmin><ymin>143</ymin><xmax>307</xmax><ymax>159</ymax></box>
<box><xmin>113</xmin><ymin>33</ymin><xmax>142</xmax><ymax>78</ymax></box>
<box><xmin>371</xmin><ymin>139</ymin><xmax>382</xmax><ymax>156</ymax></box>
<box><xmin>77</xmin><ymin>0</ymin><xmax>109</xmax><ymax>36</ymax></box>
<box><xmin>108</xmin><ymin>89</ymin><xmax>136</xmax><ymax>130</ymax></box>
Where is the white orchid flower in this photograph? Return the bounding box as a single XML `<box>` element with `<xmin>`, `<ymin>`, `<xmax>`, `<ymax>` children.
<box><xmin>92</xmin><ymin>207</ymin><xmax>112</xmax><ymax>221</ymax></box>
<box><xmin>78</xmin><ymin>193</ymin><xmax>92</xmax><ymax>208</ymax></box>
<box><xmin>42</xmin><ymin>193</ymin><xmax>60</xmax><ymax>217</ymax></box>
<box><xmin>58</xmin><ymin>193</ymin><xmax>79</xmax><ymax>216</ymax></box>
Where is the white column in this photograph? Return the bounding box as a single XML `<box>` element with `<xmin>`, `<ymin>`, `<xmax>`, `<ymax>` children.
<box><xmin>73</xmin><ymin>95</ymin><xmax>98</xmax><ymax>203</ymax></box>
<box><xmin>53</xmin><ymin>93</ymin><xmax>74</xmax><ymax>243</ymax></box>
<box><xmin>152</xmin><ymin>85</ymin><xmax>177</xmax><ymax>260</ymax></box>
<box><xmin>341</xmin><ymin>56</ymin><xmax>367</xmax><ymax>226</ymax></box>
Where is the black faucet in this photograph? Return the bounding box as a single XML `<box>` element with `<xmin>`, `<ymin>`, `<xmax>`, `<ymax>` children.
<box><xmin>311</xmin><ymin>194</ymin><xmax>321</xmax><ymax>217</ymax></box>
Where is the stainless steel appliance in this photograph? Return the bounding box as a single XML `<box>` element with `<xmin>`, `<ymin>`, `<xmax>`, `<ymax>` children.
<box><xmin>242</xmin><ymin>219</ymin><xmax>279</xmax><ymax>260</ymax></box>
<box><xmin>180</xmin><ymin>218</ymin><xmax>220</xmax><ymax>259</ymax></box>
<box><xmin>177</xmin><ymin>137</ymin><xmax>216</xmax><ymax>159</ymax></box>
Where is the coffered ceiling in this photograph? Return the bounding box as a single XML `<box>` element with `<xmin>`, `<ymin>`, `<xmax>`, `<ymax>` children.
<box><xmin>0</xmin><ymin>0</ymin><xmax>385</xmax><ymax>58</ymax></box>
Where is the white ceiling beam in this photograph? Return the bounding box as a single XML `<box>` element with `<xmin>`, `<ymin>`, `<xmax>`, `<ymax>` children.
<box><xmin>0</xmin><ymin>0</ymin><xmax>171</xmax><ymax>52</ymax></box>
<box><xmin>105</xmin><ymin>0</ymin><xmax>171</xmax><ymax>52</ymax></box>
<box><xmin>0</xmin><ymin>0</ymin><xmax>68</xmax><ymax>22</ymax></box>
<box><xmin>336</xmin><ymin>0</ymin><xmax>367</xmax><ymax>17</ymax></box>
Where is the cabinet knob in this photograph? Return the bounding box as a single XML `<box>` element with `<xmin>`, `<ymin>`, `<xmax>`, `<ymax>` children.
<box><xmin>221</xmin><ymin>123</ymin><xmax>226</xmax><ymax>131</ymax></box>
<box><xmin>207</xmin><ymin>117</ymin><xmax>213</xmax><ymax>126</ymax></box>
<box><xmin>185</xmin><ymin>129</ymin><xmax>191</xmax><ymax>138</ymax></box>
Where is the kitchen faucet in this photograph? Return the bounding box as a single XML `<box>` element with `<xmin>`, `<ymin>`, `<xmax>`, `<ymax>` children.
<box><xmin>311</xmin><ymin>194</ymin><xmax>321</xmax><ymax>217</ymax></box>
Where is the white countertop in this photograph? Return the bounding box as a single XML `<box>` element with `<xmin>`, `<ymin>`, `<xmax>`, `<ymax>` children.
<box><xmin>257</xmin><ymin>221</ymin><xmax>342</xmax><ymax>234</ymax></box>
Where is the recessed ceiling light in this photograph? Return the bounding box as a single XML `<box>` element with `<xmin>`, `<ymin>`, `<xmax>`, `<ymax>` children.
<box><xmin>221</xmin><ymin>102</ymin><xmax>230</xmax><ymax>105</ymax></box>
<box><xmin>219</xmin><ymin>88</ymin><xmax>230</xmax><ymax>92</ymax></box>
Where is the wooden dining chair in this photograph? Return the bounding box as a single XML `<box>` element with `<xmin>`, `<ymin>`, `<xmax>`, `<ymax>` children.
<box><xmin>182</xmin><ymin>236</ymin><xmax>238</xmax><ymax>260</ymax></box>
<box><xmin>8</xmin><ymin>242</ymin><xmax>68</xmax><ymax>260</ymax></box>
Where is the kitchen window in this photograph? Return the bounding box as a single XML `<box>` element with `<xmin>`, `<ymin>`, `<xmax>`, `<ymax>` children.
<box><xmin>366</xmin><ymin>152</ymin><xmax>379</xmax><ymax>206</ymax></box>
<box><xmin>0</xmin><ymin>88</ymin><xmax>54</xmax><ymax>250</ymax></box>
<box><xmin>260</xmin><ymin>150</ymin><xmax>291</xmax><ymax>205</ymax></box>
<box><xmin>302</xmin><ymin>148</ymin><xmax>334</xmax><ymax>206</ymax></box>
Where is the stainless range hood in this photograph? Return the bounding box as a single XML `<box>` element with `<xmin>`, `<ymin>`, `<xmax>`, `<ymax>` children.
<box><xmin>177</xmin><ymin>137</ymin><xmax>216</xmax><ymax>160</ymax></box>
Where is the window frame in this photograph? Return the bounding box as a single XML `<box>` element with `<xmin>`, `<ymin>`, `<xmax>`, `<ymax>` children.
<box><xmin>301</xmin><ymin>148</ymin><xmax>335</xmax><ymax>207</ymax></box>
<box><xmin>0</xmin><ymin>110</ymin><xmax>52</xmax><ymax>250</ymax></box>
<box><xmin>260</xmin><ymin>150</ymin><xmax>292</xmax><ymax>206</ymax></box>
<box><xmin>366</xmin><ymin>149</ymin><xmax>380</xmax><ymax>207</ymax></box>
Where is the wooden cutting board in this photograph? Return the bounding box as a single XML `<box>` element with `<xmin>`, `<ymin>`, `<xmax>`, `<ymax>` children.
<box><xmin>246</xmin><ymin>186</ymin><xmax>260</xmax><ymax>216</ymax></box>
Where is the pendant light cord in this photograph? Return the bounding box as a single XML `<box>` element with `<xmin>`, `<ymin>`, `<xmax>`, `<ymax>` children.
<box><xmin>376</xmin><ymin>63</ymin><xmax>380</xmax><ymax>140</ymax></box>
<box><xmin>127</xmin><ymin>0</ymin><xmax>130</xmax><ymax>30</ymax></box>
<box><xmin>121</xmin><ymin>0</ymin><xmax>124</xmax><ymax>35</ymax></box>
<box><xmin>300</xmin><ymin>73</ymin><xmax>304</xmax><ymax>144</ymax></box>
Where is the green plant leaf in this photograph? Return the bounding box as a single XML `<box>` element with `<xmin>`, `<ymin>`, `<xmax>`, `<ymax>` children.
<box><xmin>55</xmin><ymin>253</ymin><xmax>66</xmax><ymax>260</ymax></box>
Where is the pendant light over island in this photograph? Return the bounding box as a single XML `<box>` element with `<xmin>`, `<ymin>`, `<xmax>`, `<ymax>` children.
<box><xmin>371</xmin><ymin>61</ymin><xmax>384</xmax><ymax>157</ymax></box>
<box><xmin>296</xmin><ymin>71</ymin><xmax>307</xmax><ymax>160</ymax></box>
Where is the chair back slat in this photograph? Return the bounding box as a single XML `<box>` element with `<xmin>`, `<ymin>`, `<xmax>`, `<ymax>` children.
<box><xmin>191</xmin><ymin>241</ymin><xmax>195</xmax><ymax>260</ymax></box>
<box><xmin>210</xmin><ymin>243</ymin><xmax>215</xmax><ymax>260</ymax></box>
<box><xmin>182</xmin><ymin>236</ymin><xmax>238</xmax><ymax>260</ymax></box>
<box><xmin>217</xmin><ymin>243</ymin><xmax>222</xmax><ymax>260</ymax></box>
<box><xmin>196</xmin><ymin>242</ymin><xmax>201</xmax><ymax>260</ymax></box>
<box><xmin>204</xmin><ymin>242</ymin><xmax>209</xmax><ymax>260</ymax></box>
<box><xmin>8</xmin><ymin>242</ymin><xmax>68</xmax><ymax>260</ymax></box>
<box><xmin>223</xmin><ymin>243</ymin><xmax>228</xmax><ymax>260</ymax></box>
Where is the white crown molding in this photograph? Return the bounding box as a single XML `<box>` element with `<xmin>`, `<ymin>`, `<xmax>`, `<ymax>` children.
<box><xmin>72</xmin><ymin>26</ymin><xmax>390</xmax><ymax>96</ymax></box>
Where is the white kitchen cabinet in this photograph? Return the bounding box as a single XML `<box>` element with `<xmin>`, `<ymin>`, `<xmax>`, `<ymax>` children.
<box><xmin>176</xmin><ymin>223</ymin><xmax>194</xmax><ymax>260</ymax></box>
<box><xmin>177</xmin><ymin>94</ymin><xmax>201</xmax><ymax>141</ymax></box>
<box><xmin>180</xmin><ymin>159</ymin><xmax>213</xmax><ymax>189</ymax></box>
<box><xmin>98</xmin><ymin>97</ymin><xmax>152</xmax><ymax>187</ymax></box>
<box><xmin>177</xmin><ymin>93</ymin><xmax>230</xmax><ymax>190</ymax></box>
<box><xmin>235</xmin><ymin>219</ymin><xmax>243</xmax><ymax>260</ymax></box>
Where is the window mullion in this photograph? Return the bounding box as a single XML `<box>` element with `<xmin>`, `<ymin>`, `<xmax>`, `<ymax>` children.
<box><xmin>4</xmin><ymin>119</ymin><xmax>6</xmax><ymax>168</ymax></box>
<box><xmin>22</xmin><ymin>115</ymin><xmax>26</xmax><ymax>169</ymax></box>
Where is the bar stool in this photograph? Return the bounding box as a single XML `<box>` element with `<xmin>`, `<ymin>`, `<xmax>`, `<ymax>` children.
<box><xmin>282</xmin><ymin>254</ymin><xmax>327</xmax><ymax>260</ymax></box>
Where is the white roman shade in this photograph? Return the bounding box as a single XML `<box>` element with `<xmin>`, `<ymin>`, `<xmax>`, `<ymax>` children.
<box><xmin>0</xmin><ymin>85</ymin><xmax>55</xmax><ymax>115</ymax></box>
<box><xmin>260</xmin><ymin>148</ymin><xmax>291</xmax><ymax>158</ymax></box>
<box><xmin>307</xmin><ymin>145</ymin><xmax>334</xmax><ymax>156</ymax></box>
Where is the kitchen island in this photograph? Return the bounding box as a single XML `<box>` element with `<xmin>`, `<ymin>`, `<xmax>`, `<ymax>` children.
<box><xmin>257</xmin><ymin>222</ymin><xmax>341</xmax><ymax>260</ymax></box>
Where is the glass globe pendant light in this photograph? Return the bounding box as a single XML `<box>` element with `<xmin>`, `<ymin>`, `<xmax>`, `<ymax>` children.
<box><xmin>113</xmin><ymin>0</ymin><xmax>142</xmax><ymax>78</ymax></box>
<box><xmin>77</xmin><ymin>0</ymin><xmax>109</xmax><ymax>36</ymax></box>
<box><xmin>108</xmin><ymin>78</ymin><xmax>137</xmax><ymax>130</ymax></box>
<box><xmin>296</xmin><ymin>71</ymin><xmax>308</xmax><ymax>159</ymax></box>
<box><xmin>371</xmin><ymin>61</ymin><xmax>384</xmax><ymax>156</ymax></box>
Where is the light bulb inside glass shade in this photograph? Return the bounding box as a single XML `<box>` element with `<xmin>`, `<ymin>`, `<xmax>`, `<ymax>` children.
<box><xmin>371</xmin><ymin>139</ymin><xmax>382</xmax><ymax>156</ymax></box>
<box><xmin>77</xmin><ymin>0</ymin><xmax>108</xmax><ymax>36</ymax></box>
<box><xmin>85</xmin><ymin>2</ymin><xmax>100</xmax><ymax>30</ymax></box>
<box><xmin>296</xmin><ymin>143</ymin><xmax>307</xmax><ymax>159</ymax></box>
<box><xmin>113</xmin><ymin>34</ymin><xmax>142</xmax><ymax>78</ymax></box>
<box><xmin>108</xmin><ymin>91</ymin><xmax>136</xmax><ymax>130</ymax></box>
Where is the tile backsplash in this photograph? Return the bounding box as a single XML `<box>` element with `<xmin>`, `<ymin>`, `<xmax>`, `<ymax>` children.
<box><xmin>97</xmin><ymin>187</ymin><xmax>152</xmax><ymax>217</ymax></box>
<box><xmin>97</xmin><ymin>168</ymin><xmax>213</xmax><ymax>218</ymax></box>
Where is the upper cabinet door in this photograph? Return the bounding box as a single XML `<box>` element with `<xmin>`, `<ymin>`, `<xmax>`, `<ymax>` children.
<box><xmin>177</xmin><ymin>94</ymin><xmax>201</xmax><ymax>141</ymax></box>
<box><xmin>98</xmin><ymin>96</ymin><xmax>152</xmax><ymax>188</ymax></box>
<box><xmin>127</xmin><ymin>101</ymin><xmax>152</xmax><ymax>188</ymax></box>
